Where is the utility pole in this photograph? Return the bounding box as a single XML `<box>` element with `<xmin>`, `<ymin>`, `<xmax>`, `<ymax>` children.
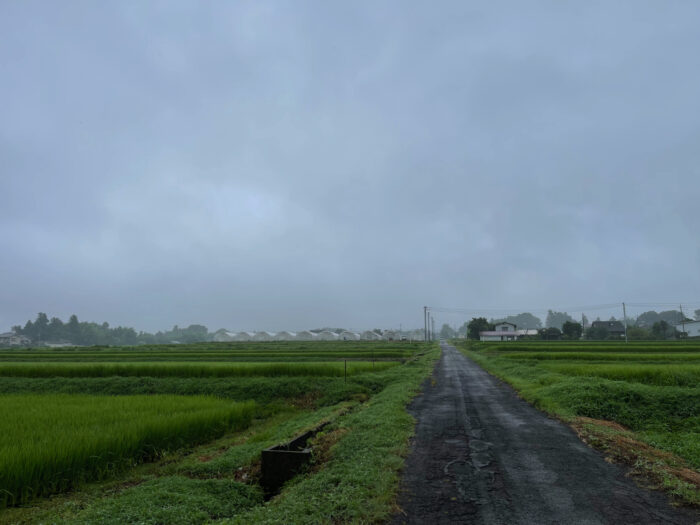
<box><xmin>680</xmin><ymin>304</ymin><xmax>686</xmax><ymax>338</ymax></box>
<box><xmin>423</xmin><ymin>306</ymin><xmax>428</xmax><ymax>342</ymax></box>
<box><xmin>622</xmin><ymin>302</ymin><xmax>628</xmax><ymax>344</ymax></box>
<box><xmin>431</xmin><ymin>317</ymin><xmax>436</xmax><ymax>341</ymax></box>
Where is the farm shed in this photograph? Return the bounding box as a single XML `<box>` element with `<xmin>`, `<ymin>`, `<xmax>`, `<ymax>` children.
<box><xmin>339</xmin><ymin>331</ymin><xmax>360</xmax><ymax>341</ymax></box>
<box><xmin>253</xmin><ymin>331</ymin><xmax>275</xmax><ymax>342</ymax></box>
<box><xmin>361</xmin><ymin>330</ymin><xmax>382</xmax><ymax>340</ymax></box>
<box><xmin>213</xmin><ymin>331</ymin><xmax>235</xmax><ymax>342</ymax></box>
<box><xmin>295</xmin><ymin>330</ymin><xmax>317</xmax><ymax>341</ymax></box>
<box><xmin>273</xmin><ymin>331</ymin><xmax>296</xmax><ymax>341</ymax></box>
<box><xmin>232</xmin><ymin>331</ymin><xmax>255</xmax><ymax>342</ymax></box>
<box><xmin>382</xmin><ymin>330</ymin><xmax>398</xmax><ymax>341</ymax></box>
<box><xmin>315</xmin><ymin>330</ymin><xmax>340</xmax><ymax>341</ymax></box>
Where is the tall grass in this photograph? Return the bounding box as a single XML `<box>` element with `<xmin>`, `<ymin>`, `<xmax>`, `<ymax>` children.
<box><xmin>543</xmin><ymin>363</ymin><xmax>700</xmax><ymax>387</ymax></box>
<box><xmin>0</xmin><ymin>394</ymin><xmax>256</xmax><ymax>508</ymax></box>
<box><xmin>501</xmin><ymin>352</ymin><xmax>700</xmax><ymax>362</ymax></box>
<box><xmin>0</xmin><ymin>361</ymin><xmax>398</xmax><ymax>378</ymax></box>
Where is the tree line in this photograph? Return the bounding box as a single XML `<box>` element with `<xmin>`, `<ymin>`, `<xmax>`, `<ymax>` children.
<box><xmin>439</xmin><ymin>308</ymin><xmax>700</xmax><ymax>341</ymax></box>
<box><xmin>11</xmin><ymin>313</ymin><xmax>212</xmax><ymax>346</ymax></box>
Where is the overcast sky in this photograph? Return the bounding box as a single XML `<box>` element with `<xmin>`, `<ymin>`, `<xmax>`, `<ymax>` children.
<box><xmin>1</xmin><ymin>1</ymin><xmax>699</xmax><ymax>332</ymax></box>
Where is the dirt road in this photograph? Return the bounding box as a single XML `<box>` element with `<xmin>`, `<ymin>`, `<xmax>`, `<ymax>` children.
<box><xmin>391</xmin><ymin>342</ymin><xmax>700</xmax><ymax>525</ymax></box>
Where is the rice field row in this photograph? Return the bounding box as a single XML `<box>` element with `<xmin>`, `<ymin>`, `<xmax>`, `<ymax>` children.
<box><xmin>0</xmin><ymin>394</ymin><xmax>256</xmax><ymax>508</ymax></box>
<box><xmin>0</xmin><ymin>341</ymin><xmax>421</xmax><ymax>355</ymax></box>
<box><xmin>0</xmin><ymin>361</ymin><xmax>399</xmax><ymax>378</ymax></box>
<box><xmin>542</xmin><ymin>363</ymin><xmax>700</xmax><ymax>387</ymax></box>
<box><xmin>501</xmin><ymin>352</ymin><xmax>700</xmax><ymax>362</ymax></box>
<box><xmin>490</xmin><ymin>342</ymin><xmax>700</xmax><ymax>353</ymax></box>
<box><xmin>0</xmin><ymin>351</ymin><xmax>410</xmax><ymax>362</ymax></box>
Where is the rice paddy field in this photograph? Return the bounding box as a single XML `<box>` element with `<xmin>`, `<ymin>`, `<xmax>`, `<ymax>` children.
<box><xmin>0</xmin><ymin>340</ymin><xmax>438</xmax><ymax>524</ymax></box>
<box><xmin>456</xmin><ymin>339</ymin><xmax>700</xmax><ymax>503</ymax></box>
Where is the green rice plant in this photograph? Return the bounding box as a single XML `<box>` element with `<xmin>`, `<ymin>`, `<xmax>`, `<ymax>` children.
<box><xmin>501</xmin><ymin>352</ymin><xmax>700</xmax><ymax>362</ymax></box>
<box><xmin>489</xmin><ymin>342</ymin><xmax>700</xmax><ymax>353</ymax></box>
<box><xmin>0</xmin><ymin>394</ymin><xmax>256</xmax><ymax>508</ymax></box>
<box><xmin>0</xmin><ymin>361</ymin><xmax>399</xmax><ymax>378</ymax></box>
<box><xmin>543</xmin><ymin>363</ymin><xmax>700</xmax><ymax>387</ymax></box>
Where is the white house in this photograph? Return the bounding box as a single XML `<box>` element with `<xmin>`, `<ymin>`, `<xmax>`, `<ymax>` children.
<box><xmin>0</xmin><ymin>332</ymin><xmax>31</xmax><ymax>347</ymax></box>
<box><xmin>480</xmin><ymin>322</ymin><xmax>518</xmax><ymax>342</ymax></box>
<box><xmin>676</xmin><ymin>320</ymin><xmax>700</xmax><ymax>338</ymax></box>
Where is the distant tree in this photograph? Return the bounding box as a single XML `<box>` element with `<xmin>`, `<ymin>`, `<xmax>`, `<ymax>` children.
<box><xmin>695</xmin><ymin>309</ymin><xmax>700</xmax><ymax>321</ymax></box>
<box><xmin>457</xmin><ymin>321</ymin><xmax>469</xmax><ymax>337</ymax></box>
<box><xmin>34</xmin><ymin>313</ymin><xmax>49</xmax><ymax>341</ymax></box>
<box><xmin>658</xmin><ymin>310</ymin><xmax>684</xmax><ymax>326</ymax></box>
<box><xmin>467</xmin><ymin>318</ymin><xmax>493</xmax><ymax>340</ymax></box>
<box><xmin>651</xmin><ymin>320</ymin><xmax>674</xmax><ymax>340</ymax></box>
<box><xmin>561</xmin><ymin>321</ymin><xmax>583</xmax><ymax>340</ymax></box>
<box><xmin>67</xmin><ymin>314</ymin><xmax>81</xmax><ymax>344</ymax></box>
<box><xmin>585</xmin><ymin>325</ymin><xmax>609</xmax><ymax>340</ymax></box>
<box><xmin>545</xmin><ymin>310</ymin><xmax>575</xmax><ymax>330</ymax></box>
<box><xmin>439</xmin><ymin>324</ymin><xmax>456</xmax><ymax>339</ymax></box>
<box><xmin>539</xmin><ymin>327</ymin><xmax>562</xmax><ymax>340</ymax></box>
<box><xmin>47</xmin><ymin>317</ymin><xmax>65</xmax><ymax>341</ymax></box>
<box><xmin>627</xmin><ymin>327</ymin><xmax>652</xmax><ymax>340</ymax></box>
<box><xmin>491</xmin><ymin>313</ymin><xmax>542</xmax><ymax>330</ymax></box>
<box><xmin>635</xmin><ymin>311</ymin><xmax>660</xmax><ymax>328</ymax></box>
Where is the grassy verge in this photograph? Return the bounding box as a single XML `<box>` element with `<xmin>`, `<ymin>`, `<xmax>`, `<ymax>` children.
<box><xmin>455</xmin><ymin>340</ymin><xmax>700</xmax><ymax>506</ymax></box>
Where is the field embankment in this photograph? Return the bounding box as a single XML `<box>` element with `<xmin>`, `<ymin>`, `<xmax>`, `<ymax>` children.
<box><xmin>455</xmin><ymin>340</ymin><xmax>700</xmax><ymax>505</ymax></box>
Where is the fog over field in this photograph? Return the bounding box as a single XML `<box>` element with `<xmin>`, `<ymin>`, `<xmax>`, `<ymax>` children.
<box><xmin>1</xmin><ymin>2</ymin><xmax>699</xmax><ymax>332</ymax></box>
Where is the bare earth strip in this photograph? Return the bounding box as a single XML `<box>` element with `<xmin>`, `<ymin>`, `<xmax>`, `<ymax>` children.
<box><xmin>391</xmin><ymin>342</ymin><xmax>700</xmax><ymax>525</ymax></box>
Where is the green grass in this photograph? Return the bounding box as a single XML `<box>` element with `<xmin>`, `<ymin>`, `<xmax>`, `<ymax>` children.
<box><xmin>0</xmin><ymin>394</ymin><xmax>256</xmax><ymax>508</ymax></box>
<box><xmin>0</xmin><ymin>361</ymin><xmax>399</xmax><ymax>378</ymax></box>
<box><xmin>543</xmin><ymin>363</ymin><xmax>700</xmax><ymax>387</ymax></box>
<box><xmin>501</xmin><ymin>352</ymin><xmax>700</xmax><ymax>362</ymax></box>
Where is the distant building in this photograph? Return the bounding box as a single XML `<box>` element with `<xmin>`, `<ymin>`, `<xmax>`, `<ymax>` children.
<box><xmin>590</xmin><ymin>320</ymin><xmax>625</xmax><ymax>337</ymax></box>
<box><xmin>295</xmin><ymin>330</ymin><xmax>317</xmax><ymax>341</ymax></box>
<box><xmin>479</xmin><ymin>322</ymin><xmax>518</xmax><ymax>342</ymax></box>
<box><xmin>316</xmin><ymin>330</ymin><xmax>340</xmax><ymax>341</ymax></box>
<box><xmin>360</xmin><ymin>330</ymin><xmax>382</xmax><ymax>341</ymax></box>
<box><xmin>676</xmin><ymin>320</ymin><xmax>700</xmax><ymax>338</ymax></box>
<box><xmin>0</xmin><ymin>332</ymin><xmax>31</xmax><ymax>347</ymax></box>
<box><xmin>339</xmin><ymin>331</ymin><xmax>360</xmax><ymax>341</ymax></box>
<box><xmin>273</xmin><ymin>331</ymin><xmax>296</xmax><ymax>341</ymax></box>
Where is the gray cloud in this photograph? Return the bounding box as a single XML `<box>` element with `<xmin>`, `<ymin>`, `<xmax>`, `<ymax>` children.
<box><xmin>2</xmin><ymin>1</ymin><xmax>699</xmax><ymax>332</ymax></box>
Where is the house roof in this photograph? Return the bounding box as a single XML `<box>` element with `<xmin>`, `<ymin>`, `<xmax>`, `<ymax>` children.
<box><xmin>479</xmin><ymin>331</ymin><xmax>518</xmax><ymax>336</ymax></box>
<box><xmin>494</xmin><ymin>322</ymin><xmax>517</xmax><ymax>327</ymax></box>
<box><xmin>591</xmin><ymin>320</ymin><xmax>625</xmax><ymax>330</ymax></box>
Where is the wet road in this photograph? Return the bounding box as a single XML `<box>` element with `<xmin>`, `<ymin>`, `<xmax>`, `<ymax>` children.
<box><xmin>391</xmin><ymin>342</ymin><xmax>700</xmax><ymax>525</ymax></box>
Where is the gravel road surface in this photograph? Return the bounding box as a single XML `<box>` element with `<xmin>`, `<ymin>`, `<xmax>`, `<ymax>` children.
<box><xmin>391</xmin><ymin>342</ymin><xmax>700</xmax><ymax>525</ymax></box>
